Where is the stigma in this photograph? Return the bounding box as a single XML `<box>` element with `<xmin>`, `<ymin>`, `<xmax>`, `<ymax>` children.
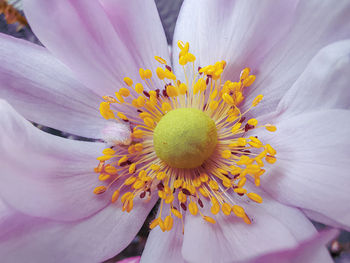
<box><xmin>93</xmin><ymin>41</ymin><xmax>277</xmax><ymax>232</ymax></box>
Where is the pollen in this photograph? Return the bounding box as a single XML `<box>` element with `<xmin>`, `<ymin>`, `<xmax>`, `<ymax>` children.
<box><xmin>93</xmin><ymin>41</ymin><xmax>277</xmax><ymax>232</ymax></box>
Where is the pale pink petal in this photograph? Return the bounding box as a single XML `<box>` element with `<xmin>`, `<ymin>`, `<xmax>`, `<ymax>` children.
<box><xmin>173</xmin><ymin>0</ymin><xmax>350</xmax><ymax>116</ymax></box>
<box><xmin>239</xmin><ymin>229</ymin><xmax>337</xmax><ymax>263</ymax></box>
<box><xmin>141</xmin><ymin>204</ymin><xmax>185</xmax><ymax>263</ymax></box>
<box><xmin>258</xmin><ymin>110</ymin><xmax>350</xmax><ymax>230</ymax></box>
<box><xmin>23</xmin><ymin>0</ymin><xmax>169</xmax><ymax>95</ymax></box>
<box><xmin>0</xmin><ymin>33</ymin><xmax>107</xmax><ymax>138</ymax></box>
<box><xmin>181</xmin><ymin>183</ymin><xmax>318</xmax><ymax>262</ymax></box>
<box><xmin>276</xmin><ymin>40</ymin><xmax>350</xmax><ymax>116</ymax></box>
<box><xmin>0</xmin><ymin>100</ymin><xmax>111</xmax><ymax>221</ymax></box>
<box><xmin>0</xmin><ymin>198</ymin><xmax>157</xmax><ymax>263</ymax></box>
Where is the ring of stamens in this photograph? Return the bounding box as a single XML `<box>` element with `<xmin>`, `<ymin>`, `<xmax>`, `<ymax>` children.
<box><xmin>94</xmin><ymin>41</ymin><xmax>277</xmax><ymax>232</ymax></box>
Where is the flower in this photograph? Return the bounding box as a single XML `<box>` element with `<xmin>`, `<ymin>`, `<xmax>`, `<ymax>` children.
<box><xmin>0</xmin><ymin>0</ymin><xmax>349</xmax><ymax>262</ymax></box>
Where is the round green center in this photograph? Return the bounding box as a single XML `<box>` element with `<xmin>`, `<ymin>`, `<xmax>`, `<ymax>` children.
<box><xmin>153</xmin><ymin>108</ymin><xmax>218</xmax><ymax>169</ymax></box>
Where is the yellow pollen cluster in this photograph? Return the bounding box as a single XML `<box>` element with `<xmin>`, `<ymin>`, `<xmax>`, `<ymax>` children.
<box><xmin>95</xmin><ymin>41</ymin><xmax>277</xmax><ymax>232</ymax></box>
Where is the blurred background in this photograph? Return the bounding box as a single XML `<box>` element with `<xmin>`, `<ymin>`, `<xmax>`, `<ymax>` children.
<box><xmin>1</xmin><ymin>0</ymin><xmax>349</xmax><ymax>262</ymax></box>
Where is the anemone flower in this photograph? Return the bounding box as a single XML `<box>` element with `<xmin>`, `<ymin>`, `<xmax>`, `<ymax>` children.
<box><xmin>0</xmin><ymin>0</ymin><xmax>350</xmax><ymax>262</ymax></box>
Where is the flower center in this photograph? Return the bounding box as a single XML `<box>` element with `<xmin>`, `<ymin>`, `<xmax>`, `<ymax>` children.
<box><xmin>93</xmin><ymin>41</ymin><xmax>278</xmax><ymax>233</ymax></box>
<box><xmin>154</xmin><ymin>108</ymin><xmax>217</xmax><ymax>168</ymax></box>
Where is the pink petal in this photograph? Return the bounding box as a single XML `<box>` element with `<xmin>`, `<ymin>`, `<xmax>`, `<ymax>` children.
<box><xmin>0</xmin><ymin>198</ymin><xmax>157</xmax><ymax>263</ymax></box>
<box><xmin>23</xmin><ymin>0</ymin><xmax>169</xmax><ymax>95</ymax></box>
<box><xmin>0</xmin><ymin>99</ymin><xmax>111</xmax><ymax>221</ymax></box>
<box><xmin>117</xmin><ymin>256</ymin><xmax>141</xmax><ymax>263</ymax></box>
<box><xmin>173</xmin><ymin>0</ymin><xmax>350</xmax><ymax>116</ymax></box>
<box><xmin>276</xmin><ymin>40</ymin><xmax>350</xmax><ymax>117</ymax></box>
<box><xmin>240</xmin><ymin>229</ymin><xmax>337</xmax><ymax>263</ymax></box>
<box><xmin>141</xmin><ymin>204</ymin><xmax>185</xmax><ymax>263</ymax></box>
<box><xmin>181</xmin><ymin>183</ymin><xmax>318</xmax><ymax>262</ymax></box>
<box><xmin>258</xmin><ymin>109</ymin><xmax>350</xmax><ymax>230</ymax></box>
<box><xmin>0</xmin><ymin>33</ymin><xmax>107</xmax><ymax>138</ymax></box>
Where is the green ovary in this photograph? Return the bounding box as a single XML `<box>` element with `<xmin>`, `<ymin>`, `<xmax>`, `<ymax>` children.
<box><xmin>153</xmin><ymin>108</ymin><xmax>218</xmax><ymax>169</ymax></box>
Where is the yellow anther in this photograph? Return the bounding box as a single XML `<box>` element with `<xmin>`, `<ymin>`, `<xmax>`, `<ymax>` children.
<box><xmin>159</xmin><ymin>219</ymin><xmax>166</xmax><ymax>232</ymax></box>
<box><xmin>111</xmin><ymin>190</ymin><xmax>120</xmax><ymax>203</ymax></box>
<box><xmin>126</xmin><ymin>198</ymin><xmax>134</xmax><ymax>213</ymax></box>
<box><xmin>121</xmin><ymin>192</ymin><xmax>133</xmax><ymax>203</ymax></box>
<box><xmin>154</xmin><ymin>56</ymin><xmax>167</xmax><ymax>64</ymax></box>
<box><xmin>171</xmin><ymin>208</ymin><xmax>183</xmax><ymax>219</ymax></box>
<box><xmin>129</xmin><ymin>163</ymin><xmax>136</xmax><ymax>174</ymax></box>
<box><xmin>164</xmin><ymin>69</ymin><xmax>176</xmax><ymax>80</ymax></box>
<box><xmin>155</xmin><ymin>67</ymin><xmax>165</xmax><ymax>80</ymax></box>
<box><xmin>103</xmin><ymin>96</ymin><xmax>118</xmax><ymax>103</ymax></box>
<box><xmin>247</xmin><ymin>192</ymin><xmax>263</xmax><ymax>203</ymax></box>
<box><xmin>166</xmin><ymin>85</ymin><xmax>178</xmax><ymax>97</ymax></box>
<box><xmin>193</xmin><ymin>177</ymin><xmax>202</xmax><ymax>188</ymax></box>
<box><xmin>249</xmin><ymin>136</ymin><xmax>262</xmax><ymax>145</ymax></box>
<box><xmin>135</xmin><ymin>83</ymin><xmax>144</xmax><ymax>94</ymax></box>
<box><xmin>139</xmin><ymin>68</ymin><xmax>145</xmax><ymax>80</ymax></box>
<box><xmin>125</xmin><ymin>176</ymin><xmax>136</xmax><ymax>186</ymax></box>
<box><xmin>203</xmin><ymin>216</ymin><xmax>216</xmax><ymax>224</ymax></box>
<box><xmin>144</xmin><ymin>69</ymin><xmax>152</xmax><ymax>79</ymax></box>
<box><xmin>123</xmin><ymin>77</ymin><xmax>133</xmax><ymax>86</ymax></box>
<box><xmin>247</xmin><ymin>118</ymin><xmax>258</xmax><ymax>126</ymax></box>
<box><xmin>222</xmin><ymin>93</ymin><xmax>234</xmax><ymax>105</ymax></box>
<box><xmin>104</xmin><ymin>165</ymin><xmax>118</xmax><ymax>174</ymax></box>
<box><xmin>238</xmin><ymin>177</ymin><xmax>247</xmax><ymax>188</ymax></box>
<box><xmin>177</xmin><ymin>40</ymin><xmax>185</xmax><ymax>49</ymax></box>
<box><xmin>234</xmin><ymin>188</ymin><xmax>247</xmax><ymax>194</ymax></box>
<box><xmin>178</xmin><ymin>191</ymin><xmax>187</xmax><ymax>203</ymax></box>
<box><xmin>165</xmin><ymin>194</ymin><xmax>174</xmax><ymax>204</ymax></box>
<box><xmin>115</xmin><ymin>92</ymin><xmax>124</xmax><ymax>103</ymax></box>
<box><xmin>222</xmin><ymin>177</ymin><xmax>232</xmax><ymax>188</ymax></box>
<box><xmin>222</xmin><ymin>203</ymin><xmax>232</xmax><ymax>215</ymax></box>
<box><xmin>221</xmin><ymin>150</ymin><xmax>232</xmax><ymax>159</ymax></box>
<box><xmin>237</xmin><ymin>138</ymin><xmax>247</xmax><ymax>146</ymax></box>
<box><xmin>209</xmin><ymin>100</ymin><xmax>219</xmax><ymax>110</ymax></box>
<box><xmin>199</xmin><ymin>187</ymin><xmax>209</xmax><ymax>197</ymax></box>
<box><xmin>150</xmin><ymin>164</ymin><xmax>160</xmax><ymax>171</ymax></box>
<box><xmin>93</xmin><ymin>186</ymin><xmax>106</xmax><ymax>195</ymax></box>
<box><xmin>240</xmin><ymin>67</ymin><xmax>250</xmax><ymax>80</ymax></box>
<box><xmin>144</xmin><ymin>117</ymin><xmax>155</xmax><ymax>128</ymax></box>
<box><xmin>150</xmin><ymin>218</ymin><xmax>160</xmax><ymax>229</ymax></box>
<box><xmin>158</xmin><ymin>190</ymin><xmax>166</xmax><ymax>199</ymax></box>
<box><xmin>255</xmin><ymin>177</ymin><xmax>261</xmax><ymax>186</ymax></box>
<box><xmin>208</xmin><ymin>180</ymin><xmax>219</xmax><ymax>191</ymax></box>
<box><xmin>138</xmin><ymin>170</ymin><xmax>147</xmax><ymax>178</ymax></box>
<box><xmin>164</xmin><ymin>215</ymin><xmax>174</xmax><ymax>231</ymax></box>
<box><xmin>243</xmin><ymin>214</ymin><xmax>252</xmax><ymax>225</ymax></box>
<box><xmin>97</xmin><ymin>155</ymin><xmax>113</xmax><ymax>161</ymax></box>
<box><xmin>133</xmin><ymin>179</ymin><xmax>145</xmax><ymax>190</ymax></box>
<box><xmin>266</xmin><ymin>155</ymin><xmax>277</xmax><ymax>164</ymax></box>
<box><xmin>266</xmin><ymin>144</ymin><xmax>277</xmax><ymax>155</ymax></box>
<box><xmin>237</xmin><ymin>155</ymin><xmax>253</xmax><ymax>165</ymax></box>
<box><xmin>179</xmin><ymin>83</ymin><xmax>187</xmax><ymax>94</ymax></box>
<box><xmin>117</xmin><ymin>112</ymin><xmax>128</xmax><ymax>121</ymax></box>
<box><xmin>119</xmin><ymin>88</ymin><xmax>130</xmax><ymax>97</ymax></box>
<box><xmin>132</xmin><ymin>129</ymin><xmax>143</xmax><ymax>139</ymax></box>
<box><xmin>193</xmin><ymin>78</ymin><xmax>206</xmax><ymax>94</ymax></box>
<box><xmin>243</xmin><ymin>75</ymin><xmax>256</xmax><ymax>87</ymax></box>
<box><xmin>161</xmin><ymin>102</ymin><xmax>172</xmax><ymax>113</ymax></box>
<box><xmin>137</xmin><ymin>96</ymin><xmax>146</xmax><ymax>107</ymax></box>
<box><xmin>157</xmin><ymin>172</ymin><xmax>166</xmax><ymax>180</ymax></box>
<box><xmin>210</xmin><ymin>89</ymin><xmax>218</xmax><ymax>99</ymax></box>
<box><xmin>265</xmin><ymin>124</ymin><xmax>277</xmax><ymax>132</ymax></box>
<box><xmin>210</xmin><ymin>201</ymin><xmax>220</xmax><ymax>215</ymax></box>
<box><xmin>128</xmin><ymin>145</ymin><xmax>136</xmax><ymax>154</ymax></box>
<box><xmin>235</xmin><ymin>92</ymin><xmax>244</xmax><ymax>104</ymax></box>
<box><xmin>102</xmin><ymin>148</ymin><xmax>116</xmax><ymax>155</ymax></box>
<box><xmin>231</xmin><ymin>122</ymin><xmax>242</xmax><ymax>133</ymax></box>
<box><xmin>200</xmin><ymin>173</ymin><xmax>209</xmax><ymax>182</ymax></box>
<box><xmin>232</xmin><ymin>205</ymin><xmax>245</xmax><ymax>218</ymax></box>
<box><xmin>118</xmin><ymin>156</ymin><xmax>128</xmax><ymax>166</ymax></box>
<box><xmin>99</xmin><ymin>102</ymin><xmax>115</xmax><ymax>120</ymax></box>
<box><xmin>173</xmin><ymin>179</ymin><xmax>183</xmax><ymax>189</ymax></box>
<box><xmin>252</xmin><ymin>94</ymin><xmax>263</xmax><ymax>107</ymax></box>
<box><xmin>189</xmin><ymin>201</ymin><xmax>198</xmax><ymax>215</ymax></box>
<box><xmin>131</xmin><ymin>99</ymin><xmax>139</xmax><ymax>108</ymax></box>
